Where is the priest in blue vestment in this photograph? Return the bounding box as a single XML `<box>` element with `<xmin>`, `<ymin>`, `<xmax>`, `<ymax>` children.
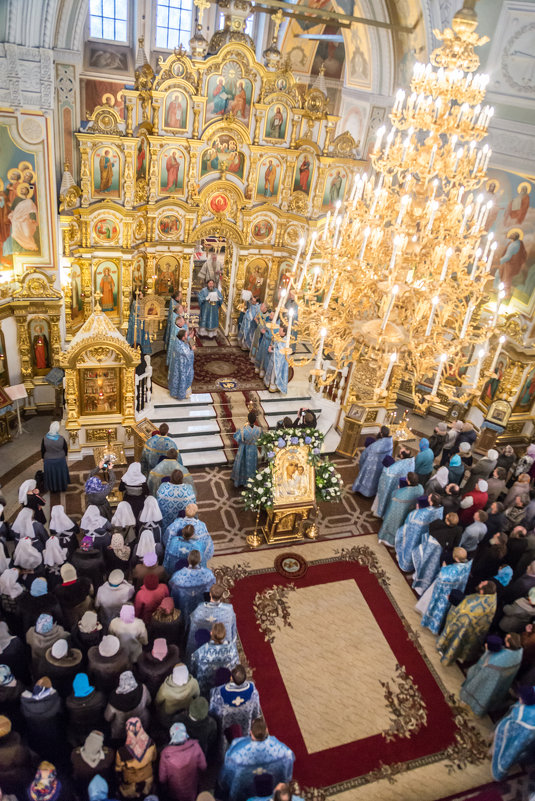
<box><xmin>232</xmin><ymin>411</ymin><xmax>263</xmax><ymax>487</ymax></box>
<box><xmin>187</xmin><ymin>583</ymin><xmax>237</xmax><ymax>658</ymax></box>
<box><xmin>164</xmin><ymin>291</ymin><xmax>184</xmax><ymax>349</ymax></box>
<box><xmin>373</xmin><ymin>450</ymin><xmax>414</xmax><ymax>518</ymax></box>
<box><xmin>378</xmin><ymin>472</ymin><xmax>422</xmax><ymax>546</ymax></box>
<box><xmin>419</xmin><ymin>548</ymin><xmax>471</xmax><ymax>633</ymax></box>
<box><xmin>163</xmin><ymin>503</ymin><xmax>208</xmax><ymax>546</ymax></box>
<box><xmin>220</xmin><ymin>717</ymin><xmax>295</xmax><ymax>801</ymax></box>
<box><xmin>239</xmin><ymin>297</ymin><xmax>260</xmax><ymax>349</ymax></box>
<box><xmin>264</xmin><ymin>336</ymin><xmax>289</xmax><ymax>394</ymax></box>
<box><xmin>352</xmin><ymin>427</ymin><xmax>393</xmax><ymax>497</ymax></box>
<box><xmin>437</xmin><ymin>581</ymin><xmax>497</xmax><ymax>665</ymax></box>
<box><xmin>126</xmin><ymin>297</ymin><xmax>152</xmax><ymax>353</ymax></box>
<box><xmin>163</xmin><ymin>522</ymin><xmax>213</xmax><ymax>573</ymax></box>
<box><xmin>166</xmin><ymin>316</ymin><xmax>187</xmax><ymax>365</ymax></box>
<box><xmin>168</xmin><ymin>329</ymin><xmax>195</xmax><ymax>400</ymax></box>
<box><xmin>411</xmin><ymin>533</ymin><xmax>443</xmax><ymax>595</ymax></box>
<box><xmin>141</xmin><ymin>423</ymin><xmax>177</xmax><ymax>474</ymax></box>
<box><xmin>168</xmin><ymin>549</ymin><xmax>215</xmax><ymax>617</ymax></box>
<box><xmin>491</xmin><ymin>684</ymin><xmax>535</xmax><ymax>780</ymax></box>
<box><xmin>210</xmin><ymin>664</ymin><xmax>261</xmax><ymax>737</ymax></box>
<box><xmin>198</xmin><ymin>280</ymin><xmax>223</xmax><ymax>338</ymax></box>
<box><xmin>190</xmin><ymin>621</ymin><xmax>240</xmax><ymax>694</ymax></box>
<box><xmin>250</xmin><ymin>306</ymin><xmax>270</xmax><ymax>362</ymax></box>
<box><xmin>157</xmin><ymin>469</ymin><xmax>196</xmax><ymax>532</ymax></box>
<box><xmin>460</xmin><ymin>633</ymin><xmax>523</xmax><ymax>716</ymax></box>
<box><xmin>255</xmin><ymin>315</ymin><xmax>276</xmax><ymax>375</ymax></box>
<box><xmin>395</xmin><ymin>495</ymin><xmax>443</xmax><ymax>572</ymax></box>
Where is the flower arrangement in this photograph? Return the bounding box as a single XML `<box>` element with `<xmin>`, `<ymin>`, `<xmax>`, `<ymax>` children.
<box><xmin>258</xmin><ymin>427</ymin><xmax>324</xmax><ymax>464</ymax></box>
<box><xmin>242</xmin><ymin>466</ymin><xmax>274</xmax><ymax>512</ymax></box>
<box><xmin>315</xmin><ymin>458</ymin><xmax>343</xmax><ymax>503</ymax></box>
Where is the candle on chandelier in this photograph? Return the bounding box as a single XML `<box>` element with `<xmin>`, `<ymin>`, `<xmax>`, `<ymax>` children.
<box><xmin>285</xmin><ymin>308</ymin><xmax>294</xmax><ymax>348</ymax></box>
<box><xmin>426</xmin><ymin>200</ymin><xmax>439</xmax><ymax>232</ymax></box>
<box><xmin>459</xmin><ymin>204</ymin><xmax>472</xmax><ymax>235</ymax></box>
<box><xmin>471</xmin><ymin>248</ymin><xmax>482</xmax><ymax>280</ymax></box>
<box><xmin>480</xmin><ymin>201</ymin><xmax>493</xmax><ymax>231</ymax></box>
<box><xmin>473</xmin><ymin>193</ymin><xmax>484</xmax><ymax>222</ymax></box>
<box><xmin>486</xmin><ymin>241</ymin><xmax>498</xmax><ymax>271</ymax></box>
<box><xmin>395</xmin><ymin>195</ymin><xmax>410</xmax><ymax>226</ymax></box>
<box><xmin>380</xmin><ymin>351</ymin><xmax>397</xmax><ymax>391</ymax></box>
<box><xmin>321</xmin><ymin>214</ymin><xmax>331</xmax><ymax>243</ymax></box>
<box><xmin>315</xmin><ymin>327</ymin><xmax>327</xmax><ymax>371</ymax></box>
<box><xmin>430</xmin><ymin>178</ymin><xmax>439</xmax><ymax>200</ymax></box>
<box><xmin>274</xmin><ymin>287</ymin><xmax>287</xmax><ymax>323</ymax></box>
<box><xmin>440</xmin><ymin>247</ymin><xmax>453</xmax><ymax>281</ymax></box>
<box><xmin>471</xmin><ymin>348</ymin><xmax>486</xmax><ymax>389</ymax></box>
<box><xmin>384</xmin><ymin>130</ymin><xmax>394</xmax><ymax>158</ymax></box>
<box><xmin>311</xmin><ymin>265</ymin><xmax>321</xmax><ymax>293</ymax></box>
<box><xmin>304</xmin><ymin>232</ymin><xmax>317</xmax><ymax>267</ymax></box>
<box><xmin>359</xmin><ymin>226</ymin><xmax>371</xmax><ymax>260</ymax></box>
<box><xmin>381</xmin><ymin>285</ymin><xmax>399</xmax><ymax>332</ymax></box>
<box><xmin>489</xmin><ymin>335</ymin><xmax>506</xmax><ymax>374</ymax></box>
<box><xmin>374</xmin><ymin>125</ymin><xmax>386</xmax><ymax>152</ymax></box>
<box><xmin>322</xmin><ymin>277</ymin><xmax>337</xmax><ymax>310</ymax></box>
<box><xmin>460</xmin><ymin>303</ymin><xmax>474</xmax><ymax>338</ymax></box>
<box><xmin>425</xmin><ymin>296</ymin><xmax>440</xmax><ymax>336</ymax></box>
<box><xmin>482</xmin><ymin>231</ymin><xmax>494</xmax><ymax>262</ymax></box>
<box><xmin>493</xmin><ymin>287</ymin><xmax>506</xmax><ymax>327</ymax></box>
<box><xmin>292</xmin><ymin>237</ymin><xmax>305</xmax><ymax>270</ymax></box>
<box><xmin>453</xmin><ymin>147</ymin><xmax>463</xmax><ymax>173</ymax></box>
<box><xmin>431</xmin><ymin>353</ymin><xmax>448</xmax><ymax>396</ymax></box>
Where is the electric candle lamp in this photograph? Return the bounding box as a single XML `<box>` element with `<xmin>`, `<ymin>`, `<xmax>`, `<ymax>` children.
<box><xmin>285</xmin><ymin>308</ymin><xmax>294</xmax><ymax>348</ymax></box>
<box><xmin>440</xmin><ymin>247</ymin><xmax>453</xmax><ymax>281</ymax></box>
<box><xmin>489</xmin><ymin>336</ymin><xmax>506</xmax><ymax>373</ymax></box>
<box><xmin>380</xmin><ymin>351</ymin><xmax>397</xmax><ymax>391</ymax></box>
<box><xmin>374</xmin><ymin>125</ymin><xmax>386</xmax><ymax>152</ymax></box>
<box><xmin>425</xmin><ymin>296</ymin><xmax>440</xmax><ymax>336</ymax></box>
<box><xmin>461</xmin><ymin>304</ymin><xmax>474</xmax><ymax>338</ymax></box>
<box><xmin>472</xmin><ymin>348</ymin><xmax>486</xmax><ymax>388</ymax></box>
<box><xmin>431</xmin><ymin>354</ymin><xmax>448</xmax><ymax>396</ymax></box>
<box><xmin>482</xmin><ymin>231</ymin><xmax>494</xmax><ymax>261</ymax></box>
<box><xmin>292</xmin><ymin>237</ymin><xmax>305</xmax><ymax>269</ymax></box>
<box><xmin>486</xmin><ymin>240</ymin><xmax>498</xmax><ymax>271</ymax></box>
<box><xmin>381</xmin><ymin>285</ymin><xmax>399</xmax><ymax>332</ymax></box>
<box><xmin>274</xmin><ymin>287</ymin><xmax>287</xmax><ymax>323</ymax></box>
<box><xmin>359</xmin><ymin>226</ymin><xmax>371</xmax><ymax>260</ymax></box>
<box><xmin>315</xmin><ymin>327</ymin><xmax>327</xmax><ymax>370</ymax></box>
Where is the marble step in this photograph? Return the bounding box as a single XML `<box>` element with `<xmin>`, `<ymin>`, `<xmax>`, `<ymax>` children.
<box><xmin>153</xmin><ymin>392</ymin><xmax>212</xmax><ymax>407</ymax></box>
<box><xmin>257</xmin><ymin>391</ymin><xmax>312</xmax><ymax>402</ymax></box>
<box><xmin>182</xmin><ymin>450</ymin><xmax>228</xmax><ymax>467</ymax></box>
<box><xmin>150</xmin><ymin>405</ymin><xmax>216</xmax><ymax>421</ymax></box>
<box><xmin>259</xmin><ymin>399</ymin><xmax>321</xmax><ymax>415</ymax></box>
<box><xmin>168</xmin><ymin>420</ymin><xmax>220</xmax><ymax>437</ymax></box>
<box><xmin>172</xmin><ymin>433</ymin><xmax>224</xmax><ymax>453</ymax></box>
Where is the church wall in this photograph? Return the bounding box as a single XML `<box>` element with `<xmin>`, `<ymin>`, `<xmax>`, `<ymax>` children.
<box><xmin>1</xmin><ymin>316</ymin><xmax>21</xmax><ymax>385</ymax></box>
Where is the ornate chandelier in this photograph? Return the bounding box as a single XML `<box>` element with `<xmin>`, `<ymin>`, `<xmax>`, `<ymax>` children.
<box><xmin>277</xmin><ymin>0</ymin><xmax>504</xmax><ymax>410</ymax></box>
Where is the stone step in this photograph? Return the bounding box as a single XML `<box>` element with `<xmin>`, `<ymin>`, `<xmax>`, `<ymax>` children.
<box><xmin>182</xmin><ymin>450</ymin><xmax>228</xmax><ymax>467</ymax></box>
<box><xmin>172</xmin><ymin>433</ymin><xmax>224</xmax><ymax>453</ymax></box>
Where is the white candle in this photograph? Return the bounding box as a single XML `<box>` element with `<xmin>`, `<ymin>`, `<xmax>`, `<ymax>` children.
<box><xmin>332</xmin><ymin>215</ymin><xmax>342</xmax><ymax>248</ymax></box>
<box><xmin>380</xmin><ymin>351</ymin><xmax>397</xmax><ymax>391</ymax></box>
<box><xmin>482</xmin><ymin>232</ymin><xmax>494</xmax><ymax>262</ymax></box>
<box><xmin>374</xmin><ymin>125</ymin><xmax>386</xmax><ymax>152</ymax></box>
<box><xmin>304</xmin><ymin>232</ymin><xmax>317</xmax><ymax>267</ymax></box>
<box><xmin>490</xmin><ymin>335</ymin><xmax>506</xmax><ymax>373</ymax></box>
<box><xmin>384</xmin><ymin>130</ymin><xmax>394</xmax><ymax>158</ymax></box>
<box><xmin>321</xmin><ymin>215</ymin><xmax>330</xmax><ymax>243</ymax></box>
<box><xmin>480</xmin><ymin>201</ymin><xmax>493</xmax><ymax>231</ymax></box>
<box><xmin>285</xmin><ymin>308</ymin><xmax>294</xmax><ymax>347</ymax></box>
<box><xmin>440</xmin><ymin>247</ymin><xmax>453</xmax><ymax>281</ymax></box>
<box><xmin>427</xmin><ymin>200</ymin><xmax>439</xmax><ymax>232</ymax></box>
<box><xmin>381</xmin><ymin>285</ymin><xmax>399</xmax><ymax>332</ymax></box>
<box><xmin>322</xmin><ymin>277</ymin><xmax>336</xmax><ymax>310</ymax></box>
<box><xmin>431</xmin><ymin>354</ymin><xmax>447</xmax><ymax>396</ymax></box>
<box><xmin>472</xmin><ymin>347</ymin><xmax>486</xmax><ymax>388</ymax></box>
<box><xmin>396</xmin><ymin>195</ymin><xmax>410</xmax><ymax>226</ymax></box>
<box><xmin>473</xmin><ymin>193</ymin><xmax>484</xmax><ymax>222</ymax></box>
<box><xmin>315</xmin><ymin>327</ymin><xmax>327</xmax><ymax>370</ymax></box>
<box><xmin>292</xmin><ymin>237</ymin><xmax>305</xmax><ymax>271</ymax></box>
<box><xmin>460</xmin><ymin>303</ymin><xmax>474</xmax><ymax>338</ymax></box>
<box><xmin>471</xmin><ymin>248</ymin><xmax>482</xmax><ymax>279</ymax></box>
<box><xmin>274</xmin><ymin>287</ymin><xmax>287</xmax><ymax>323</ymax></box>
<box><xmin>453</xmin><ymin>147</ymin><xmax>462</xmax><ymax>173</ymax></box>
<box><xmin>459</xmin><ymin>204</ymin><xmax>472</xmax><ymax>235</ymax></box>
<box><xmin>493</xmin><ymin>289</ymin><xmax>506</xmax><ymax>327</ymax></box>
<box><xmin>486</xmin><ymin>241</ymin><xmax>498</xmax><ymax>271</ymax></box>
<box><xmin>430</xmin><ymin>178</ymin><xmax>438</xmax><ymax>201</ymax></box>
<box><xmin>296</xmin><ymin>264</ymin><xmax>307</xmax><ymax>291</ymax></box>
<box><xmin>359</xmin><ymin>226</ymin><xmax>371</xmax><ymax>260</ymax></box>
<box><xmin>425</xmin><ymin>296</ymin><xmax>440</xmax><ymax>336</ymax></box>
<box><xmin>311</xmin><ymin>266</ymin><xmax>320</xmax><ymax>293</ymax></box>
<box><xmin>429</xmin><ymin>144</ymin><xmax>437</xmax><ymax>171</ymax></box>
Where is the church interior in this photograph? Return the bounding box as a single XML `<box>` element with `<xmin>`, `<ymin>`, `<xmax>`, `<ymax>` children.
<box><xmin>0</xmin><ymin>0</ymin><xmax>535</xmax><ymax>799</ymax></box>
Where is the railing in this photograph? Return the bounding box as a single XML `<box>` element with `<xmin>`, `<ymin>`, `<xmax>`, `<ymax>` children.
<box><xmin>313</xmin><ymin>361</ymin><xmax>350</xmax><ymax>405</ymax></box>
<box><xmin>135</xmin><ymin>356</ymin><xmax>153</xmax><ymax>413</ymax></box>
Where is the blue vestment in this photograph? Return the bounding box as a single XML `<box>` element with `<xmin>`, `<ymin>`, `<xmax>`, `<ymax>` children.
<box><xmin>190</xmin><ymin>639</ymin><xmax>240</xmax><ymax>694</ymax></box>
<box><xmin>168</xmin><ymin>338</ymin><xmax>194</xmax><ymax>400</ymax></box>
<box><xmin>231</xmin><ymin>424</ymin><xmax>262</xmax><ymax>487</ymax></box>
<box><xmin>220</xmin><ymin>735</ymin><xmax>295</xmax><ymax>801</ymax></box>
<box><xmin>255</xmin><ymin>326</ymin><xmax>274</xmax><ymax>375</ymax></box>
<box><xmin>157</xmin><ymin>482</ymin><xmax>197</xmax><ymax>532</ymax></box>
<box><xmin>169</xmin><ymin>564</ymin><xmax>215</xmax><ymax>617</ymax></box>
<box><xmin>187</xmin><ymin>600</ymin><xmax>237</xmax><ymax>658</ymax></box>
<box><xmin>250</xmin><ymin>312</ymin><xmax>269</xmax><ymax>362</ymax></box>
<box><xmin>460</xmin><ymin>647</ymin><xmax>523</xmax><ymax>716</ymax></box>
<box><xmin>378</xmin><ymin>483</ymin><xmax>422</xmax><ymax>546</ymax></box>
<box><xmin>395</xmin><ymin>505</ymin><xmax>443</xmax><ymax>572</ymax></box>
<box><xmin>437</xmin><ymin>593</ymin><xmax>497</xmax><ymax>665</ymax></box>
<box><xmin>148</xmin><ymin>456</ymin><xmax>190</xmax><ymax>496</ymax></box>
<box><xmin>420</xmin><ymin>560</ymin><xmax>472</xmax><ymax>634</ymax></box>
<box><xmin>210</xmin><ymin>680</ymin><xmax>262</xmax><ymax>737</ymax></box>
<box><xmin>198</xmin><ymin>287</ymin><xmax>223</xmax><ymax>333</ymax></box>
<box><xmin>411</xmin><ymin>534</ymin><xmax>443</xmax><ymax>595</ymax></box>
<box><xmin>492</xmin><ymin>698</ymin><xmax>535</xmax><ymax>780</ymax></box>
<box><xmin>352</xmin><ymin>437</ymin><xmax>393</xmax><ymax>497</ymax></box>
<box><xmin>375</xmin><ymin>457</ymin><xmax>415</xmax><ymax>518</ymax></box>
<box><xmin>239</xmin><ymin>303</ymin><xmax>260</xmax><ymax>349</ymax></box>
<box><xmin>163</xmin><ymin>515</ymin><xmax>209</xmax><ymax>547</ymax></box>
<box><xmin>141</xmin><ymin>433</ymin><xmax>178</xmax><ymax>474</ymax></box>
<box><xmin>264</xmin><ymin>341</ymin><xmax>289</xmax><ymax>394</ymax></box>
<box><xmin>126</xmin><ymin>300</ymin><xmax>152</xmax><ymax>353</ymax></box>
<box><xmin>167</xmin><ymin>322</ymin><xmax>188</xmax><ymax>365</ymax></box>
<box><xmin>163</xmin><ymin>531</ymin><xmax>214</xmax><ymax>573</ymax></box>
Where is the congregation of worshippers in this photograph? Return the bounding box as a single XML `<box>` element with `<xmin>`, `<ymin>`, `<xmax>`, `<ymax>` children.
<box><xmin>2</xmin><ymin>414</ymin><xmax>535</xmax><ymax>799</ymax></box>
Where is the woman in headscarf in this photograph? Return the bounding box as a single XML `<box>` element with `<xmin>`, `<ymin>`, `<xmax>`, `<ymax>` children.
<box><xmin>19</xmin><ymin>576</ymin><xmax>63</xmax><ymax>631</ymax></box>
<box><xmin>105</xmin><ymin>531</ymin><xmax>132</xmax><ymax>574</ymax></box>
<box><xmin>0</xmin><ymin>712</ymin><xmax>33</xmax><ymax>795</ymax></box>
<box><xmin>41</xmin><ymin>421</ymin><xmax>70</xmax><ymax>493</ymax></box>
<box><xmin>415</xmin><ymin>438</ymin><xmax>435</xmax><ymax>486</ymax></box>
<box><xmin>80</xmin><ymin>505</ymin><xmax>111</xmax><ymax>549</ymax></box>
<box><xmin>11</xmin><ymin>507</ymin><xmax>47</xmax><ymax>551</ymax></box>
<box><xmin>110</xmin><ymin>501</ymin><xmax>136</xmax><ymax>544</ymax></box>
<box><xmin>157</xmin><ymin>470</ymin><xmax>196</xmax><ymax>533</ymax></box>
<box><xmin>12</xmin><ymin>537</ymin><xmax>43</xmax><ymax>582</ymax></box>
<box><xmin>19</xmin><ymin>478</ymin><xmax>46</xmax><ymax>524</ymax></box>
<box><xmin>49</xmin><ymin>505</ymin><xmax>79</xmax><ymax>557</ymax></box>
<box><xmin>504</xmin><ymin>472</ymin><xmax>531</xmax><ymax>508</ymax></box>
<box><xmin>115</xmin><ymin>717</ymin><xmax>157</xmax><ymax>799</ymax></box>
<box><xmin>105</xmin><ymin>674</ymin><xmax>151</xmax><ymax>742</ymax></box>
<box><xmin>21</xmin><ymin>682</ymin><xmax>64</xmax><ymax>764</ymax></box>
<box><xmin>25</xmin><ymin>614</ymin><xmax>68</xmax><ymax>677</ymax></box>
<box><xmin>447</xmin><ymin>454</ymin><xmax>464</xmax><ymax>485</ymax></box>
<box><xmin>497</xmin><ymin>444</ymin><xmax>517</xmax><ymax>479</ymax></box>
<box><xmin>71</xmin><ymin>536</ymin><xmax>106</xmax><ymax>591</ymax></box>
<box><xmin>119</xmin><ymin>462</ymin><xmax>149</xmax><ymax>520</ymax></box>
<box><xmin>26</xmin><ymin>760</ymin><xmax>66</xmax><ymax>801</ymax></box>
<box><xmin>42</xmin><ymin>535</ymin><xmax>67</xmax><ymax>584</ymax></box>
<box><xmin>0</xmin><ymin>620</ymin><xmax>29</xmax><ymax>684</ymax></box>
<box><xmin>510</xmin><ymin>444</ymin><xmax>535</xmax><ymax>486</ymax></box>
<box><xmin>84</xmin><ymin>460</ymin><xmax>116</xmax><ymax>520</ymax></box>
<box><xmin>71</xmin><ymin>730</ymin><xmax>114</xmax><ymax>792</ymax></box>
<box><xmin>377</xmin><ymin>472</ymin><xmax>423</xmax><ymax>548</ymax></box>
<box><xmin>0</xmin><ymin>567</ymin><xmax>26</xmax><ymax>635</ymax></box>
<box><xmin>159</xmin><ymin>722</ymin><xmax>207</xmax><ymax>801</ymax></box>
<box><xmin>43</xmin><ymin>637</ymin><xmax>83</xmax><ymax>699</ymax></box>
<box><xmin>425</xmin><ymin>466</ymin><xmax>450</xmax><ymax>496</ymax></box>
<box><xmin>134</xmin><ymin>528</ymin><xmax>162</xmax><ymax>563</ymax></box>
<box><xmin>137</xmin><ymin>495</ymin><xmax>163</xmax><ymax>542</ymax></box>
<box><xmin>0</xmin><ymin>662</ymin><xmax>24</xmax><ymax>733</ymax></box>
<box><xmin>66</xmin><ymin>674</ymin><xmax>106</xmax><ymax>747</ymax></box>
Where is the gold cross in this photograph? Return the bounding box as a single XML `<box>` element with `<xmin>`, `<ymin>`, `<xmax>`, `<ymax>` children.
<box><xmin>194</xmin><ymin>0</ymin><xmax>211</xmax><ymax>27</ymax></box>
<box><xmin>272</xmin><ymin>8</ymin><xmax>284</xmax><ymax>40</ymax></box>
<box><xmin>94</xmin><ymin>290</ymin><xmax>102</xmax><ymax>312</ymax></box>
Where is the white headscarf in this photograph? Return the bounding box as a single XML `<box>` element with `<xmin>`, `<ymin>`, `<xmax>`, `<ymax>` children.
<box><xmin>0</xmin><ymin>568</ymin><xmax>23</xmax><ymax>599</ymax></box>
<box><xmin>136</xmin><ymin>529</ymin><xmax>156</xmax><ymax>558</ymax></box>
<box><xmin>48</xmin><ymin>421</ymin><xmax>61</xmax><ymax>436</ymax></box>
<box><xmin>434</xmin><ymin>466</ymin><xmax>450</xmax><ymax>488</ymax></box>
<box><xmin>81</xmin><ymin>505</ymin><xmax>108</xmax><ymax>533</ymax></box>
<box><xmin>43</xmin><ymin>536</ymin><xmax>67</xmax><ymax>568</ymax></box>
<box><xmin>0</xmin><ymin>544</ymin><xmax>8</xmax><ymax>573</ymax></box>
<box><xmin>13</xmin><ymin>538</ymin><xmax>42</xmax><ymax>569</ymax></box>
<box><xmin>139</xmin><ymin>496</ymin><xmax>162</xmax><ymax>524</ymax></box>
<box><xmin>111</xmin><ymin>501</ymin><xmax>136</xmax><ymax>527</ymax></box>
<box><xmin>18</xmin><ymin>479</ymin><xmax>36</xmax><ymax>505</ymax></box>
<box><xmin>121</xmin><ymin>462</ymin><xmax>146</xmax><ymax>487</ymax></box>
<box><xmin>50</xmin><ymin>505</ymin><xmax>74</xmax><ymax>534</ymax></box>
<box><xmin>12</xmin><ymin>508</ymin><xmax>35</xmax><ymax>539</ymax></box>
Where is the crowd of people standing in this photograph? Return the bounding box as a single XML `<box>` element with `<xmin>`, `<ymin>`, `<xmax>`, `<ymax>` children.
<box><xmin>353</xmin><ymin>419</ymin><xmax>535</xmax><ymax>780</ymax></box>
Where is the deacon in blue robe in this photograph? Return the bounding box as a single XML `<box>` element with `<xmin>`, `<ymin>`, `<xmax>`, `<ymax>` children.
<box><xmin>163</xmin><ymin>513</ymin><xmax>208</xmax><ymax>547</ymax></box>
<box><xmin>460</xmin><ymin>634</ymin><xmax>523</xmax><ymax>716</ymax></box>
<box><xmin>352</xmin><ymin>428</ymin><xmax>393</xmax><ymax>497</ymax></box>
<box><xmin>411</xmin><ymin>534</ymin><xmax>443</xmax><ymax>595</ymax></box>
<box><xmin>166</xmin><ymin>319</ymin><xmax>188</xmax><ymax>365</ymax></box>
<box><xmin>491</xmin><ymin>685</ymin><xmax>535</xmax><ymax>780</ymax></box>
<box><xmin>378</xmin><ymin>476</ymin><xmax>422</xmax><ymax>546</ymax></box>
<box><xmin>168</xmin><ymin>330</ymin><xmax>194</xmax><ymax>400</ymax></box>
<box><xmin>190</xmin><ymin>635</ymin><xmax>240</xmax><ymax>694</ymax></box>
<box><xmin>395</xmin><ymin>501</ymin><xmax>443</xmax><ymax>572</ymax></box>
<box><xmin>220</xmin><ymin>730</ymin><xmax>295</xmax><ymax>801</ymax></box>
<box><xmin>250</xmin><ymin>307</ymin><xmax>270</xmax><ymax>362</ymax></box>
<box><xmin>168</xmin><ymin>559</ymin><xmax>215</xmax><ymax>617</ymax></box>
<box><xmin>163</xmin><ymin>530</ymin><xmax>213</xmax><ymax>573</ymax></box>
<box><xmin>264</xmin><ymin>339</ymin><xmax>289</xmax><ymax>394</ymax></box>
<box><xmin>255</xmin><ymin>317</ymin><xmax>275</xmax><ymax>375</ymax></box>
<box><xmin>141</xmin><ymin>426</ymin><xmax>177</xmax><ymax>474</ymax></box>
<box><xmin>231</xmin><ymin>414</ymin><xmax>263</xmax><ymax>487</ymax></box>
<box><xmin>239</xmin><ymin>299</ymin><xmax>260</xmax><ymax>349</ymax></box>
<box><xmin>198</xmin><ymin>280</ymin><xmax>223</xmax><ymax>337</ymax></box>
<box><xmin>437</xmin><ymin>586</ymin><xmax>497</xmax><ymax>665</ymax></box>
<box><xmin>187</xmin><ymin>595</ymin><xmax>237</xmax><ymax>659</ymax></box>
<box><xmin>126</xmin><ymin>298</ymin><xmax>152</xmax><ymax>353</ymax></box>
<box><xmin>373</xmin><ymin>453</ymin><xmax>415</xmax><ymax>518</ymax></box>
<box><xmin>420</xmin><ymin>552</ymin><xmax>471</xmax><ymax>634</ymax></box>
<box><xmin>164</xmin><ymin>293</ymin><xmax>184</xmax><ymax>349</ymax></box>
<box><xmin>210</xmin><ymin>677</ymin><xmax>261</xmax><ymax>737</ymax></box>
<box><xmin>157</xmin><ymin>478</ymin><xmax>196</xmax><ymax>532</ymax></box>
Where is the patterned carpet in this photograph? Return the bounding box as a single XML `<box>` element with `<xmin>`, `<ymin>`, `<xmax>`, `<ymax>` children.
<box><xmin>151</xmin><ymin>346</ymin><xmax>267</xmax><ymax>392</ymax></box>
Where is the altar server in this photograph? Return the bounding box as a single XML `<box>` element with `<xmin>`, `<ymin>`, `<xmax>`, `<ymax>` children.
<box><xmin>198</xmin><ymin>280</ymin><xmax>223</xmax><ymax>338</ymax></box>
<box><xmin>169</xmin><ymin>329</ymin><xmax>195</xmax><ymax>400</ymax></box>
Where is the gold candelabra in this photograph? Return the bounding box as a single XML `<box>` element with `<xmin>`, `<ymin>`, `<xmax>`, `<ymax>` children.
<box><xmin>273</xmin><ymin>0</ymin><xmax>506</xmax><ymax>411</ymax></box>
